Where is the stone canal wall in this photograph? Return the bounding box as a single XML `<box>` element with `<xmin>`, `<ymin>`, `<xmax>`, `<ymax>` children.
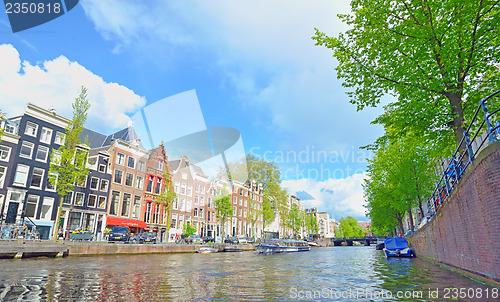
<box><xmin>407</xmin><ymin>141</ymin><xmax>500</xmax><ymax>285</ymax></box>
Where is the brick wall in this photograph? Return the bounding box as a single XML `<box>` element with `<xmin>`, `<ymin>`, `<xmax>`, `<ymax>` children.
<box><xmin>407</xmin><ymin>141</ymin><xmax>500</xmax><ymax>284</ymax></box>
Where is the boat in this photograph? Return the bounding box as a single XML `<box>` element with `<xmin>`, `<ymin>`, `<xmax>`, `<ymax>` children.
<box><xmin>383</xmin><ymin>237</ymin><xmax>415</xmax><ymax>257</ymax></box>
<box><xmin>256</xmin><ymin>239</ymin><xmax>311</xmax><ymax>253</ymax></box>
<box><xmin>375</xmin><ymin>239</ymin><xmax>385</xmax><ymax>250</ymax></box>
<box><xmin>307</xmin><ymin>241</ymin><xmax>319</xmax><ymax>247</ymax></box>
<box><xmin>223</xmin><ymin>246</ymin><xmax>243</xmax><ymax>252</ymax></box>
<box><xmin>196</xmin><ymin>247</ymin><xmax>218</xmax><ymax>253</ymax></box>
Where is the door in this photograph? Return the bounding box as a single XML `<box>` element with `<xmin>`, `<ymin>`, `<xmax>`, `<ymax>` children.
<box><xmin>5</xmin><ymin>202</ymin><xmax>19</xmax><ymax>224</ymax></box>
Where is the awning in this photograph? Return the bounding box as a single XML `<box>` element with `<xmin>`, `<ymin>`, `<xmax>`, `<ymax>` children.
<box><xmin>106</xmin><ymin>217</ymin><xmax>147</xmax><ymax>228</ymax></box>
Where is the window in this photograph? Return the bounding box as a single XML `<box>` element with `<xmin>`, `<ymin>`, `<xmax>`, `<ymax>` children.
<box><xmin>30</xmin><ymin>167</ymin><xmax>44</xmax><ymax>189</ymax></box>
<box><xmin>187</xmin><ymin>185</ymin><xmax>192</xmax><ymax>197</ymax></box>
<box><xmin>90</xmin><ymin>177</ymin><xmax>99</xmax><ymax>190</ymax></box>
<box><xmin>181</xmin><ymin>183</ymin><xmax>186</xmax><ymax>195</ymax></box>
<box><xmin>180</xmin><ymin>198</ymin><xmax>185</xmax><ymax>211</ymax></box>
<box><xmin>132</xmin><ymin>196</ymin><xmax>141</xmax><ymax>219</ymax></box>
<box><xmin>182</xmin><ymin>172</ymin><xmax>187</xmax><ymax>180</ymax></box>
<box><xmin>88</xmin><ymin>195</ymin><xmax>97</xmax><ymax>207</ymax></box>
<box><xmin>207</xmin><ymin>210</ymin><xmax>211</xmax><ymax>222</ymax></box>
<box><xmin>155</xmin><ymin>178</ymin><xmax>161</xmax><ymax>194</ymax></box>
<box><xmin>63</xmin><ymin>192</ymin><xmax>73</xmax><ymax>205</ymax></box>
<box><xmin>54</xmin><ymin>131</ymin><xmax>65</xmax><ymax>145</ymax></box>
<box><xmin>5</xmin><ymin>123</ymin><xmax>16</xmax><ymax>134</ymax></box>
<box><xmin>199</xmin><ymin>208</ymin><xmax>204</xmax><ymax>218</ymax></box>
<box><xmin>195</xmin><ymin>184</ymin><xmax>199</xmax><ymax>193</ymax></box>
<box><xmin>121</xmin><ymin>193</ymin><xmax>131</xmax><ymax>217</ymax></box>
<box><xmin>200</xmin><ymin>196</ymin><xmax>205</xmax><ymax>206</ymax></box>
<box><xmin>113</xmin><ymin>169</ymin><xmax>123</xmax><ymax>184</ymax></box>
<box><xmin>240</xmin><ymin>189</ymin><xmax>243</xmax><ymax>196</ymax></box>
<box><xmin>127</xmin><ymin>156</ymin><xmax>136</xmax><ymax>169</ymax></box>
<box><xmin>174</xmin><ymin>182</ymin><xmax>179</xmax><ymax>193</ymax></box>
<box><xmin>35</xmin><ymin>145</ymin><xmax>49</xmax><ymax>162</ymax></box>
<box><xmin>201</xmin><ymin>186</ymin><xmax>205</xmax><ymax>194</ymax></box>
<box><xmin>194</xmin><ymin>195</ymin><xmax>199</xmax><ymax>204</ymax></box>
<box><xmin>40</xmin><ymin>197</ymin><xmax>54</xmax><ymax>220</ymax></box>
<box><xmin>136</xmin><ymin>176</ymin><xmax>144</xmax><ymax>190</ymax></box>
<box><xmin>233</xmin><ymin>207</ymin><xmax>236</xmax><ymax>216</ymax></box>
<box><xmin>171</xmin><ymin>214</ymin><xmax>177</xmax><ymax>229</ymax></box>
<box><xmin>98</xmin><ymin>196</ymin><xmax>106</xmax><ymax>209</ymax></box>
<box><xmin>233</xmin><ymin>196</ymin><xmax>237</xmax><ymax>204</ymax></box>
<box><xmin>153</xmin><ymin>204</ymin><xmax>160</xmax><ymax>223</ymax></box>
<box><xmin>76</xmin><ymin>175</ymin><xmax>87</xmax><ymax>187</ymax></box>
<box><xmin>157</xmin><ymin>160</ymin><xmax>163</xmax><ymax>171</ymax></box>
<box><xmin>173</xmin><ymin>199</ymin><xmax>178</xmax><ymax>210</ymax></box>
<box><xmin>0</xmin><ymin>145</ymin><xmax>11</xmax><ymax>162</ymax></box>
<box><xmin>100</xmin><ymin>179</ymin><xmax>109</xmax><ymax>192</ymax></box>
<box><xmin>138</xmin><ymin>160</ymin><xmax>146</xmax><ymax>172</ymax></box>
<box><xmin>20</xmin><ymin>141</ymin><xmax>34</xmax><ymax>158</ymax></box>
<box><xmin>144</xmin><ymin>202</ymin><xmax>152</xmax><ymax>223</ymax></box>
<box><xmin>25</xmin><ymin>195</ymin><xmax>39</xmax><ymax>218</ymax></box>
<box><xmin>125</xmin><ymin>172</ymin><xmax>134</xmax><ymax>187</ymax></box>
<box><xmin>0</xmin><ymin>166</ymin><xmax>6</xmax><ymax>188</ymax></box>
<box><xmin>234</xmin><ymin>187</ymin><xmax>238</xmax><ymax>193</ymax></box>
<box><xmin>194</xmin><ymin>208</ymin><xmax>198</xmax><ymax>217</ymax></box>
<box><xmin>25</xmin><ymin>122</ymin><xmax>38</xmax><ymax>137</ymax></box>
<box><xmin>208</xmin><ymin>197</ymin><xmax>211</xmax><ymax>208</ymax></box>
<box><xmin>98</xmin><ymin>164</ymin><xmax>106</xmax><ymax>173</ymax></box>
<box><xmin>116</xmin><ymin>153</ymin><xmax>125</xmax><ymax>165</ymax></box>
<box><xmin>39</xmin><ymin>127</ymin><xmax>53</xmax><ymax>144</ymax></box>
<box><xmin>13</xmin><ymin>164</ymin><xmax>29</xmax><ymax>186</ymax></box>
<box><xmin>239</xmin><ymin>198</ymin><xmax>243</xmax><ymax>206</ymax></box>
<box><xmin>244</xmin><ymin>200</ymin><xmax>247</xmax><ymax>207</ymax></box>
<box><xmin>110</xmin><ymin>191</ymin><xmax>120</xmax><ymax>215</ymax></box>
<box><xmin>239</xmin><ymin>208</ymin><xmax>242</xmax><ymax>216</ymax></box>
<box><xmin>74</xmin><ymin>192</ymin><xmax>84</xmax><ymax>206</ymax></box>
<box><xmin>244</xmin><ymin>209</ymin><xmax>247</xmax><ymax>218</ymax></box>
<box><xmin>186</xmin><ymin>200</ymin><xmax>192</xmax><ymax>212</ymax></box>
<box><xmin>146</xmin><ymin>175</ymin><xmax>154</xmax><ymax>192</ymax></box>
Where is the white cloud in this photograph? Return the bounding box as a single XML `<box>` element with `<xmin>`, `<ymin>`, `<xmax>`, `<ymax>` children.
<box><xmin>282</xmin><ymin>173</ymin><xmax>369</xmax><ymax>221</ymax></box>
<box><xmin>0</xmin><ymin>44</ymin><xmax>145</xmax><ymax>131</ymax></box>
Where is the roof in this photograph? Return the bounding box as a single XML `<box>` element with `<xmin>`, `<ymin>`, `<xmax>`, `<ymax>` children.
<box><xmin>81</xmin><ymin>126</ymin><xmax>143</xmax><ymax>149</ymax></box>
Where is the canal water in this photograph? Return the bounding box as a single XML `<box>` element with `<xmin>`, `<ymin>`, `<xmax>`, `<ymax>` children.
<box><xmin>0</xmin><ymin>246</ymin><xmax>497</xmax><ymax>301</ymax></box>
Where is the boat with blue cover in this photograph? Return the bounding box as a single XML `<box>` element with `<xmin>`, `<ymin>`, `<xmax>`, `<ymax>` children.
<box><xmin>256</xmin><ymin>239</ymin><xmax>311</xmax><ymax>253</ymax></box>
<box><xmin>383</xmin><ymin>237</ymin><xmax>415</xmax><ymax>257</ymax></box>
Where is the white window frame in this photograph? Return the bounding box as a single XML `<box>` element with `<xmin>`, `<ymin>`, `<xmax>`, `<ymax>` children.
<box><xmin>63</xmin><ymin>192</ymin><xmax>73</xmax><ymax>205</ymax></box>
<box><xmin>13</xmin><ymin>164</ymin><xmax>30</xmax><ymax>187</ymax></box>
<box><xmin>113</xmin><ymin>169</ymin><xmax>123</xmax><ymax>184</ymax></box>
<box><xmin>98</xmin><ymin>164</ymin><xmax>106</xmax><ymax>173</ymax></box>
<box><xmin>40</xmin><ymin>197</ymin><xmax>54</xmax><ymax>221</ymax></box>
<box><xmin>19</xmin><ymin>141</ymin><xmax>34</xmax><ymax>159</ymax></box>
<box><xmin>25</xmin><ymin>195</ymin><xmax>39</xmax><ymax>218</ymax></box>
<box><xmin>46</xmin><ymin>172</ymin><xmax>57</xmax><ymax>192</ymax></box>
<box><xmin>39</xmin><ymin>127</ymin><xmax>53</xmax><ymax>144</ymax></box>
<box><xmin>97</xmin><ymin>196</ymin><xmax>107</xmax><ymax>209</ymax></box>
<box><xmin>88</xmin><ymin>194</ymin><xmax>97</xmax><ymax>208</ymax></box>
<box><xmin>100</xmin><ymin>179</ymin><xmax>109</xmax><ymax>192</ymax></box>
<box><xmin>54</xmin><ymin>131</ymin><xmax>65</xmax><ymax>145</ymax></box>
<box><xmin>127</xmin><ymin>156</ymin><xmax>136</xmax><ymax>169</ymax></box>
<box><xmin>125</xmin><ymin>172</ymin><xmax>134</xmax><ymax>187</ymax></box>
<box><xmin>35</xmin><ymin>145</ymin><xmax>49</xmax><ymax>162</ymax></box>
<box><xmin>25</xmin><ymin>121</ymin><xmax>38</xmax><ymax>137</ymax></box>
<box><xmin>30</xmin><ymin>167</ymin><xmax>44</xmax><ymax>189</ymax></box>
<box><xmin>138</xmin><ymin>160</ymin><xmax>146</xmax><ymax>172</ymax></box>
<box><xmin>135</xmin><ymin>175</ymin><xmax>144</xmax><ymax>190</ymax></box>
<box><xmin>0</xmin><ymin>145</ymin><xmax>11</xmax><ymax>162</ymax></box>
<box><xmin>116</xmin><ymin>153</ymin><xmax>125</xmax><ymax>166</ymax></box>
<box><xmin>90</xmin><ymin>177</ymin><xmax>99</xmax><ymax>190</ymax></box>
<box><xmin>0</xmin><ymin>166</ymin><xmax>7</xmax><ymax>189</ymax></box>
<box><xmin>74</xmin><ymin>192</ymin><xmax>85</xmax><ymax>206</ymax></box>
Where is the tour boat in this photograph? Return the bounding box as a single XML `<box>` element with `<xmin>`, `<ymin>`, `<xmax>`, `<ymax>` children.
<box><xmin>383</xmin><ymin>237</ymin><xmax>415</xmax><ymax>257</ymax></box>
<box><xmin>196</xmin><ymin>247</ymin><xmax>218</xmax><ymax>253</ymax></box>
<box><xmin>256</xmin><ymin>239</ymin><xmax>311</xmax><ymax>253</ymax></box>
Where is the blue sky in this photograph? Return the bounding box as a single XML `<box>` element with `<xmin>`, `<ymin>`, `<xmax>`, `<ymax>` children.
<box><xmin>0</xmin><ymin>0</ymin><xmax>384</xmax><ymax>221</ymax></box>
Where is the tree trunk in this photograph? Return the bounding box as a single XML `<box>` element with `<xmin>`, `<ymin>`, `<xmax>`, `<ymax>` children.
<box><xmin>408</xmin><ymin>208</ymin><xmax>414</xmax><ymax>233</ymax></box>
<box><xmin>447</xmin><ymin>92</ymin><xmax>466</xmax><ymax>148</ymax></box>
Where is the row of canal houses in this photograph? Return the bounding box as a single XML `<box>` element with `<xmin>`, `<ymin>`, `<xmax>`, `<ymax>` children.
<box><xmin>0</xmin><ymin>103</ymin><xmax>264</xmax><ymax>242</ymax></box>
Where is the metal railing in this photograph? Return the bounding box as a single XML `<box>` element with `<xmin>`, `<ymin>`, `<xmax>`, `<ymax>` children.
<box><xmin>427</xmin><ymin>90</ymin><xmax>500</xmax><ymax>216</ymax></box>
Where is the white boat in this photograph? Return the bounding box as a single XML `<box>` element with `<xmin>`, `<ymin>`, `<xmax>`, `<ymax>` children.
<box><xmin>256</xmin><ymin>239</ymin><xmax>311</xmax><ymax>253</ymax></box>
<box><xmin>196</xmin><ymin>247</ymin><xmax>218</xmax><ymax>253</ymax></box>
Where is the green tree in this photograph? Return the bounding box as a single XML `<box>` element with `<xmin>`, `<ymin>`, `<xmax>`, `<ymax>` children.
<box><xmin>183</xmin><ymin>222</ymin><xmax>196</xmax><ymax>238</ymax></box>
<box><xmin>286</xmin><ymin>203</ymin><xmax>303</xmax><ymax>238</ymax></box>
<box><xmin>246</xmin><ymin>196</ymin><xmax>261</xmax><ymax>238</ymax></box>
<box><xmin>157</xmin><ymin>166</ymin><xmax>177</xmax><ymax>232</ymax></box>
<box><xmin>50</xmin><ymin>87</ymin><xmax>91</xmax><ymax>239</ymax></box>
<box><xmin>0</xmin><ymin>109</ymin><xmax>4</xmax><ymax>141</ymax></box>
<box><xmin>338</xmin><ymin>216</ymin><xmax>363</xmax><ymax>238</ymax></box>
<box><xmin>214</xmin><ymin>186</ymin><xmax>233</xmax><ymax>241</ymax></box>
<box><xmin>313</xmin><ymin>0</ymin><xmax>500</xmax><ymax>146</ymax></box>
<box><xmin>305</xmin><ymin>213</ymin><xmax>319</xmax><ymax>237</ymax></box>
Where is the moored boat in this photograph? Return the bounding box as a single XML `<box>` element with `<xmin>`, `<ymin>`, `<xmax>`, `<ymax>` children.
<box><xmin>196</xmin><ymin>247</ymin><xmax>218</xmax><ymax>253</ymax></box>
<box><xmin>383</xmin><ymin>237</ymin><xmax>415</xmax><ymax>257</ymax></box>
<box><xmin>256</xmin><ymin>239</ymin><xmax>311</xmax><ymax>253</ymax></box>
<box><xmin>223</xmin><ymin>246</ymin><xmax>243</xmax><ymax>252</ymax></box>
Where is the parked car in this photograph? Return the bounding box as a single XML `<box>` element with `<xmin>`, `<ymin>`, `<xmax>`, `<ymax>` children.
<box><xmin>140</xmin><ymin>232</ymin><xmax>157</xmax><ymax>244</ymax></box>
<box><xmin>224</xmin><ymin>237</ymin><xmax>239</xmax><ymax>244</ymax></box>
<box><xmin>130</xmin><ymin>233</ymin><xmax>141</xmax><ymax>243</ymax></box>
<box><xmin>203</xmin><ymin>236</ymin><xmax>215</xmax><ymax>243</ymax></box>
<box><xmin>186</xmin><ymin>235</ymin><xmax>203</xmax><ymax>244</ymax></box>
<box><xmin>108</xmin><ymin>226</ymin><xmax>130</xmax><ymax>243</ymax></box>
<box><xmin>245</xmin><ymin>237</ymin><xmax>255</xmax><ymax>244</ymax></box>
<box><xmin>236</xmin><ymin>236</ymin><xmax>248</xmax><ymax>244</ymax></box>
